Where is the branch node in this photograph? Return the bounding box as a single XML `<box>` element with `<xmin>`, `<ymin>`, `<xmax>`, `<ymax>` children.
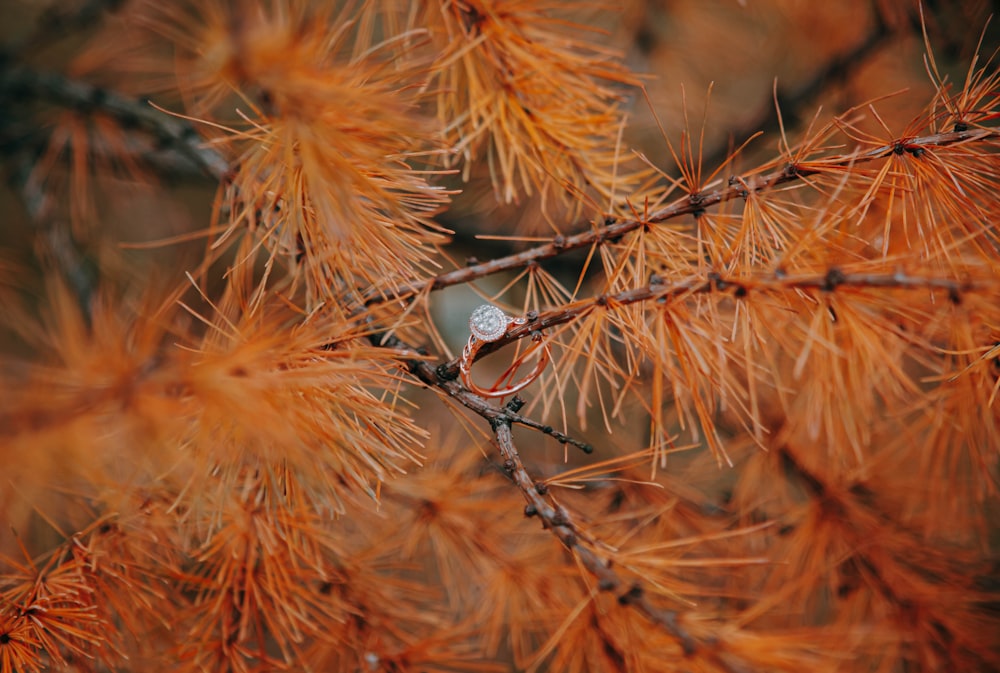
<box><xmin>435</xmin><ymin>363</ymin><xmax>458</xmax><ymax>381</ymax></box>
<box><xmin>708</xmin><ymin>271</ymin><xmax>727</xmax><ymax>291</ymax></box>
<box><xmin>822</xmin><ymin>267</ymin><xmax>846</xmax><ymax>291</ymax></box>
<box><xmin>618</xmin><ymin>583</ymin><xmax>644</xmax><ymax>605</ymax></box>
<box><xmin>782</xmin><ymin>162</ymin><xmax>800</xmax><ymax>178</ymax></box>
<box><xmin>598</xmin><ymin>577</ymin><xmax>618</xmax><ymax>592</ymax></box>
<box><xmin>551</xmin><ymin>506</ymin><xmax>569</xmax><ymax>526</ymax></box>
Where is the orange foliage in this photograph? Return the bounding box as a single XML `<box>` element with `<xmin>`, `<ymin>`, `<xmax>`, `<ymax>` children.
<box><xmin>1</xmin><ymin>2</ymin><xmax>998</xmax><ymax>672</ymax></box>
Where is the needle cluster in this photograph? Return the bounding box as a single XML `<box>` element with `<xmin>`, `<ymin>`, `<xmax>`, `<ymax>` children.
<box><xmin>0</xmin><ymin>2</ymin><xmax>998</xmax><ymax>672</ymax></box>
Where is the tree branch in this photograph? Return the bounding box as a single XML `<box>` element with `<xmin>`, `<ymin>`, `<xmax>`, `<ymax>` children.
<box><xmin>368</xmin><ymin>263</ymin><xmax>998</xmax><ymax>670</ymax></box>
<box><xmin>362</xmin><ymin>126</ymin><xmax>999</xmax><ymax>307</ymax></box>
<box><xmin>491</xmin><ymin>397</ymin><xmax>750</xmax><ymax>673</ymax></box>
<box><xmin>437</xmin><ymin>269</ymin><xmax>993</xmax><ymax>379</ymax></box>
<box><xmin>0</xmin><ymin>63</ymin><xmax>230</xmax><ymax>181</ymax></box>
<box><xmin>3</xmin><ymin>64</ymin><xmax>995</xmax><ymax>318</ymax></box>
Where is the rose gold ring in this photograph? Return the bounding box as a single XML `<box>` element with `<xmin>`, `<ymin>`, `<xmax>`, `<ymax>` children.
<box><xmin>459</xmin><ymin>304</ymin><xmax>549</xmax><ymax>398</ymax></box>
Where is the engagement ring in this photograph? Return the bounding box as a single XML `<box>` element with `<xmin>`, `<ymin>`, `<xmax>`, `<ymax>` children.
<box><xmin>459</xmin><ymin>304</ymin><xmax>549</xmax><ymax>398</ymax></box>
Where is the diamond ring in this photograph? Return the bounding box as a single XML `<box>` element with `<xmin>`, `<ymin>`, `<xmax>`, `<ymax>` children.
<box><xmin>460</xmin><ymin>304</ymin><xmax>549</xmax><ymax>398</ymax></box>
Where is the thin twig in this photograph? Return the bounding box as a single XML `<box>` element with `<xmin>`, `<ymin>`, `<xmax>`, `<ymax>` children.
<box><xmin>492</xmin><ymin>398</ymin><xmax>749</xmax><ymax>673</ymax></box>
<box><xmin>438</xmin><ymin>268</ymin><xmax>992</xmax><ymax>379</ymax></box>
<box><xmin>361</xmin><ymin>126</ymin><xmax>999</xmax><ymax>307</ymax></box>
<box><xmin>378</xmin><ymin>332</ymin><xmax>594</xmax><ymax>454</ymax></box>
<box><xmin>8</xmin><ymin>153</ymin><xmax>98</xmax><ymax>317</ymax></box>
<box><xmin>369</xmin><ymin>264</ymin><xmax>997</xmax><ymax>671</ymax></box>
<box><xmin>774</xmin><ymin>443</ymin><xmax>998</xmax><ymax>670</ymax></box>
<box><xmin>4</xmin><ymin>65</ymin><xmax>996</xmax><ymax>314</ymax></box>
<box><xmin>0</xmin><ymin>63</ymin><xmax>230</xmax><ymax>181</ymax></box>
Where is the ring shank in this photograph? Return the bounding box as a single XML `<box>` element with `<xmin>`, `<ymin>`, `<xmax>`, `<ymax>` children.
<box><xmin>460</xmin><ymin>334</ymin><xmax>550</xmax><ymax>398</ymax></box>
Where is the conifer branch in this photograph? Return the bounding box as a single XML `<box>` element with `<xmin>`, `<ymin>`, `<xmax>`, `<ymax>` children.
<box><xmin>437</xmin><ymin>269</ymin><xmax>995</xmax><ymax>379</ymax></box>
<box><xmin>379</xmin><ymin>332</ymin><xmax>593</xmax><ymax>453</ymax></box>
<box><xmin>4</xmin><ymin>63</ymin><xmax>994</xmax><ymax>312</ymax></box>
<box><xmin>363</xmin><ymin>126</ymin><xmax>999</xmax><ymax>307</ymax></box>
<box><xmin>0</xmin><ymin>63</ymin><xmax>230</xmax><ymax>180</ymax></box>
<box><xmin>491</xmin><ymin>398</ymin><xmax>749</xmax><ymax>673</ymax></box>
<box><xmin>2</xmin><ymin>5</ymin><xmax>997</xmax><ymax>670</ymax></box>
<box><xmin>774</xmin><ymin>443</ymin><xmax>1000</xmax><ymax>670</ymax></box>
<box><xmin>7</xmin><ymin>153</ymin><xmax>98</xmax><ymax>315</ymax></box>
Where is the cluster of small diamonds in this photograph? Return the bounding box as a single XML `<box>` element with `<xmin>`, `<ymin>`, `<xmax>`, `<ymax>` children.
<box><xmin>469</xmin><ymin>304</ymin><xmax>509</xmax><ymax>342</ymax></box>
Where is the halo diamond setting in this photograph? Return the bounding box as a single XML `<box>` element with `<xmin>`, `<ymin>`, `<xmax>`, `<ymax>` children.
<box><xmin>468</xmin><ymin>304</ymin><xmax>510</xmax><ymax>342</ymax></box>
<box><xmin>461</xmin><ymin>304</ymin><xmax>549</xmax><ymax>398</ymax></box>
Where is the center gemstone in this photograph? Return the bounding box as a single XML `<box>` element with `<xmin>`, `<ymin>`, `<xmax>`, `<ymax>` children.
<box><xmin>469</xmin><ymin>304</ymin><xmax>509</xmax><ymax>342</ymax></box>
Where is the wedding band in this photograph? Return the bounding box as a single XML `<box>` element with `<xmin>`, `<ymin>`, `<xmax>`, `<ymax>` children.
<box><xmin>460</xmin><ymin>305</ymin><xmax>549</xmax><ymax>398</ymax></box>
